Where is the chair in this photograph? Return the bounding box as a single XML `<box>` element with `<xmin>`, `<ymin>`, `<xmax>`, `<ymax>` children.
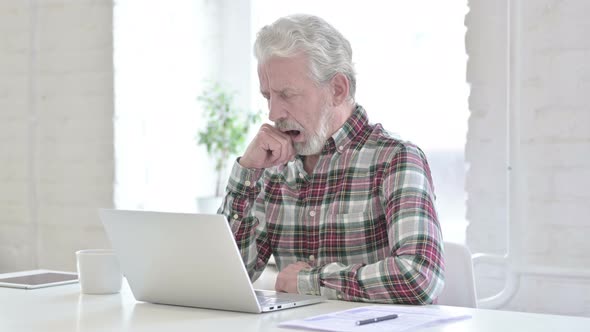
<box><xmin>437</xmin><ymin>241</ymin><xmax>478</xmax><ymax>308</ymax></box>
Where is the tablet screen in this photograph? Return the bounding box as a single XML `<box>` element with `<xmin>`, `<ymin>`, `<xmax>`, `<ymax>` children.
<box><xmin>0</xmin><ymin>272</ymin><xmax>78</xmax><ymax>287</ymax></box>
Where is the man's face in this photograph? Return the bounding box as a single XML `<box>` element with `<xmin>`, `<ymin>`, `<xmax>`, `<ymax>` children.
<box><xmin>258</xmin><ymin>54</ymin><xmax>334</xmax><ymax>156</ymax></box>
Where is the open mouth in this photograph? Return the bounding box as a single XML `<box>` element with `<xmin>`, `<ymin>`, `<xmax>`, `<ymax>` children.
<box><xmin>285</xmin><ymin>130</ymin><xmax>301</xmax><ymax>139</ymax></box>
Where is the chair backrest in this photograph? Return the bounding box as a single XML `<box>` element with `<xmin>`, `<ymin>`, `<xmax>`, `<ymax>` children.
<box><xmin>437</xmin><ymin>241</ymin><xmax>478</xmax><ymax>308</ymax></box>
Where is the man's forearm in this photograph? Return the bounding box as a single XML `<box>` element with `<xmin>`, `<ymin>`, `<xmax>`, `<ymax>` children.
<box><xmin>298</xmin><ymin>253</ymin><xmax>444</xmax><ymax>304</ymax></box>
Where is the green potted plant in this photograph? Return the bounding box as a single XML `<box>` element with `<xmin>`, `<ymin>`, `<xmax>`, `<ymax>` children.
<box><xmin>196</xmin><ymin>82</ymin><xmax>261</xmax><ymax>213</ymax></box>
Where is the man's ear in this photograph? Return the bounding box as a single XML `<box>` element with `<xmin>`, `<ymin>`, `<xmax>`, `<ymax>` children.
<box><xmin>330</xmin><ymin>73</ymin><xmax>350</xmax><ymax>106</ymax></box>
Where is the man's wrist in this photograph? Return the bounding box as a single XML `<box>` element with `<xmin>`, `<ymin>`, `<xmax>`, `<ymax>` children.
<box><xmin>237</xmin><ymin>156</ymin><xmax>258</xmax><ymax>169</ymax></box>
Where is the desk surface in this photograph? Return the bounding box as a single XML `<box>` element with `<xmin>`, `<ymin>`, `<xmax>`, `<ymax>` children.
<box><xmin>0</xmin><ymin>281</ymin><xmax>588</xmax><ymax>332</ymax></box>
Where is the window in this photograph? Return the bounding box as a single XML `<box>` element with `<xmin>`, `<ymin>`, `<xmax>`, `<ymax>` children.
<box><xmin>114</xmin><ymin>1</ymin><xmax>222</xmax><ymax>212</ymax></box>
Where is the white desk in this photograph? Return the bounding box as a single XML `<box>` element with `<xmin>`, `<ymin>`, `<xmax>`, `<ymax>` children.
<box><xmin>1</xmin><ymin>281</ymin><xmax>588</xmax><ymax>332</ymax></box>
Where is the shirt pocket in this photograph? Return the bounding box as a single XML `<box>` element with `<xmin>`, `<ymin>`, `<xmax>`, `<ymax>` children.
<box><xmin>320</xmin><ymin>212</ymin><xmax>389</xmax><ymax>265</ymax></box>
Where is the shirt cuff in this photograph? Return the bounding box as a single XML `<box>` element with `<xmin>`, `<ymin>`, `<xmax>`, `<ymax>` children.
<box><xmin>227</xmin><ymin>158</ymin><xmax>264</xmax><ymax>196</ymax></box>
<box><xmin>297</xmin><ymin>266</ymin><xmax>322</xmax><ymax>296</ymax></box>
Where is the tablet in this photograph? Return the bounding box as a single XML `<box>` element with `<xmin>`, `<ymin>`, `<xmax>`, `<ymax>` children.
<box><xmin>0</xmin><ymin>270</ymin><xmax>78</xmax><ymax>289</ymax></box>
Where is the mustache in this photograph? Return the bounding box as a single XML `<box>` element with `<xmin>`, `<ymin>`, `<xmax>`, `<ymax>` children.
<box><xmin>274</xmin><ymin>120</ymin><xmax>304</xmax><ymax>132</ymax></box>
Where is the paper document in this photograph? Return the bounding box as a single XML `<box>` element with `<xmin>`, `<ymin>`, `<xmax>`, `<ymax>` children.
<box><xmin>279</xmin><ymin>305</ymin><xmax>471</xmax><ymax>332</ymax></box>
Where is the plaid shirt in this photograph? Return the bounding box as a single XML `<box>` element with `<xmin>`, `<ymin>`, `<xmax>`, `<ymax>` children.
<box><xmin>221</xmin><ymin>105</ymin><xmax>445</xmax><ymax>304</ymax></box>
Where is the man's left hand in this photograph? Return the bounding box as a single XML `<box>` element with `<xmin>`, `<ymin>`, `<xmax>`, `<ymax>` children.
<box><xmin>275</xmin><ymin>261</ymin><xmax>311</xmax><ymax>293</ymax></box>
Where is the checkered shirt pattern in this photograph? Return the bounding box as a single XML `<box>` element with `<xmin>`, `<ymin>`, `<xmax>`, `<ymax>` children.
<box><xmin>221</xmin><ymin>105</ymin><xmax>445</xmax><ymax>304</ymax></box>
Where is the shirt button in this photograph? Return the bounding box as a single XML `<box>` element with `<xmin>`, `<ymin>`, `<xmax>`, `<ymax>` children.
<box><xmin>309</xmin><ymin>255</ymin><xmax>315</xmax><ymax>261</ymax></box>
<box><xmin>338</xmin><ymin>145</ymin><xmax>344</xmax><ymax>151</ymax></box>
<box><xmin>233</xmin><ymin>214</ymin><xmax>239</xmax><ymax>220</ymax></box>
<box><xmin>309</xmin><ymin>210</ymin><xmax>316</xmax><ymax>217</ymax></box>
<box><xmin>244</xmin><ymin>180</ymin><xmax>251</xmax><ymax>187</ymax></box>
<box><xmin>299</xmin><ymin>173</ymin><xmax>305</xmax><ymax>179</ymax></box>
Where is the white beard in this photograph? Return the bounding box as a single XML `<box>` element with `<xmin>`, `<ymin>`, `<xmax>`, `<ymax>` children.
<box><xmin>294</xmin><ymin>106</ymin><xmax>333</xmax><ymax>156</ymax></box>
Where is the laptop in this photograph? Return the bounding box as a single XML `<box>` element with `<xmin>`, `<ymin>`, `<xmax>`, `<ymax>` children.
<box><xmin>99</xmin><ymin>209</ymin><xmax>325</xmax><ymax>313</ymax></box>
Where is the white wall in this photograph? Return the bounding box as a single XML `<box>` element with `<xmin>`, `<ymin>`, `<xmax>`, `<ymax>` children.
<box><xmin>0</xmin><ymin>0</ymin><xmax>114</xmax><ymax>273</ymax></box>
<box><xmin>466</xmin><ymin>0</ymin><xmax>590</xmax><ymax>316</ymax></box>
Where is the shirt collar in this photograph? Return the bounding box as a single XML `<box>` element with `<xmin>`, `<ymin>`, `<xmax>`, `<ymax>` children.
<box><xmin>292</xmin><ymin>104</ymin><xmax>368</xmax><ymax>166</ymax></box>
<box><xmin>324</xmin><ymin>104</ymin><xmax>368</xmax><ymax>154</ymax></box>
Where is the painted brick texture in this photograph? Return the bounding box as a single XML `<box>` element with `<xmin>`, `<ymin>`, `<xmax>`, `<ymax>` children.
<box><xmin>466</xmin><ymin>0</ymin><xmax>590</xmax><ymax>316</ymax></box>
<box><xmin>0</xmin><ymin>0</ymin><xmax>114</xmax><ymax>273</ymax></box>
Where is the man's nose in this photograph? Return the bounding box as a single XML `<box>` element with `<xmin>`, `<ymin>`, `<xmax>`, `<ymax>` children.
<box><xmin>268</xmin><ymin>97</ymin><xmax>287</xmax><ymax>122</ymax></box>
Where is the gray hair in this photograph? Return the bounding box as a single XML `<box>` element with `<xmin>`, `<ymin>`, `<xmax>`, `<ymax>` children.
<box><xmin>254</xmin><ymin>14</ymin><xmax>356</xmax><ymax>100</ymax></box>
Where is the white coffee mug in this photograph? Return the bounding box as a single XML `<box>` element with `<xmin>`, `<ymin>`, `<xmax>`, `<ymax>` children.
<box><xmin>76</xmin><ymin>249</ymin><xmax>123</xmax><ymax>294</ymax></box>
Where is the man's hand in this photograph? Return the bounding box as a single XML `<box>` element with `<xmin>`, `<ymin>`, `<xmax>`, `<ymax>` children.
<box><xmin>239</xmin><ymin>124</ymin><xmax>296</xmax><ymax>169</ymax></box>
<box><xmin>275</xmin><ymin>261</ymin><xmax>311</xmax><ymax>293</ymax></box>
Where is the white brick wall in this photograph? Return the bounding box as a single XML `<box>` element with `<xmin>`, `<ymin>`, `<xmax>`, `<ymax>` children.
<box><xmin>0</xmin><ymin>0</ymin><xmax>114</xmax><ymax>273</ymax></box>
<box><xmin>466</xmin><ymin>0</ymin><xmax>590</xmax><ymax>316</ymax></box>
